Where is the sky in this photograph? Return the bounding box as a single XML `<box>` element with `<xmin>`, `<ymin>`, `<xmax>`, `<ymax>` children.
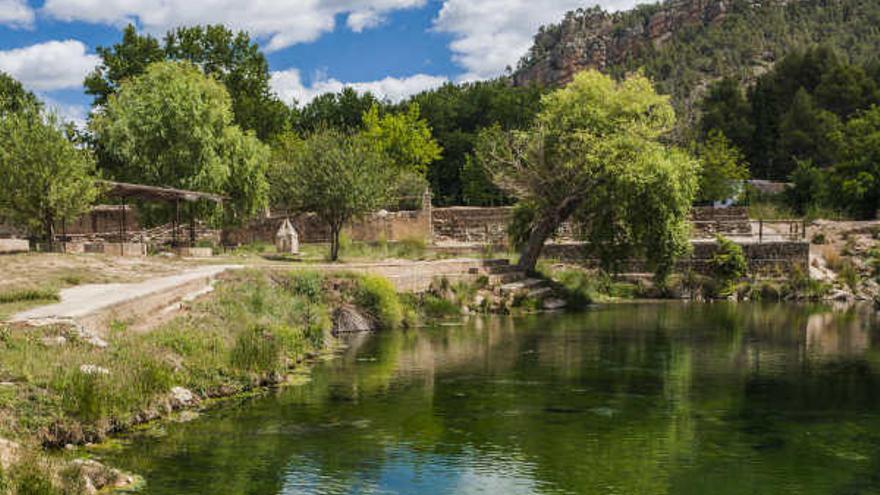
<box><xmin>0</xmin><ymin>0</ymin><xmax>639</xmax><ymax>126</ymax></box>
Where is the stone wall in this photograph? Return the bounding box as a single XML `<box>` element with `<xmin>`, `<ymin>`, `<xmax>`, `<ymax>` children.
<box><xmin>689</xmin><ymin>206</ymin><xmax>752</xmax><ymax>238</ymax></box>
<box><xmin>222</xmin><ymin>209</ymin><xmax>431</xmax><ymax>246</ymax></box>
<box><xmin>432</xmin><ymin>207</ymin><xmax>513</xmax><ymax>244</ymax></box>
<box><xmin>543</xmin><ymin>239</ymin><xmax>809</xmax><ymax>277</ymax></box>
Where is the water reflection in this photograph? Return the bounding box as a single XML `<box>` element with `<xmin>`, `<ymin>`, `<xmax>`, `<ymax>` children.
<box><xmin>108</xmin><ymin>303</ymin><xmax>880</xmax><ymax>495</ymax></box>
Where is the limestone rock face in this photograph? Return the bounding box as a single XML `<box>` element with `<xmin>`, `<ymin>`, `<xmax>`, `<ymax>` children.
<box><xmin>514</xmin><ymin>0</ymin><xmax>738</xmax><ymax>88</ymax></box>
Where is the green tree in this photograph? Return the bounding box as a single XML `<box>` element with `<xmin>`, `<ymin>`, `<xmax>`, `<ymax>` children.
<box><xmin>478</xmin><ymin>71</ymin><xmax>698</xmax><ymax>276</ymax></box>
<box><xmin>164</xmin><ymin>25</ymin><xmax>289</xmax><ymax>140</ymax></box>
<box><xmin>297</xmin><ymin>88</ymin><xmax>383</xmax><ymax>133</ymax></box>
<box><xmin>777</xmin><ymin>89</ymin><xmax>842</xmax><ymax>172</ymax></box>
<box><xmin>0</xmin><ymin>72</ymin><xmax>41</xmax><ymax>117</ymax></box>
<box><xmin>273</xmin><ymin>129</ymin><xmax>394</xmax><ymax>261</ymax></box>
<box><xmin>827</xmin><ymin>106</ymin><xmax>880</xmax><ymax>218</ymax></box>
<box><xmin>694</xmin><ymin>130</ymin><xmax>750</xmax><ymax>203</ymax></box>
<box><xmin>361</xmin><ymin>103</ymin><xmax>441</xmax><ymax>176</ymax></box>
<box><xmin>91</xmin><ymin>61</ymin><xmax>269</xmax><ymax>224</ymax></box>
<box><xmin>84</xmin><ymin>25</ymin><xmax>164</xmax><ymax>107</ymax></box>
<box><xmin>406</xmin><ymin>79</ymin><xmax>543</xmax><ymax>205</ymax></box>
<box><xmin>0</xmin><ymin>112</ymin><xmax>99</xmax><ymax>243</ymax></box>
<box><xmin>700</xmin><ymin>77</ymin><xmax>753</xmax><ymax>152</ymax></box>
<box><xmin>85</xmin><ymin>24</ymin><xmax>288</xmax><ymax>140</ymax></box>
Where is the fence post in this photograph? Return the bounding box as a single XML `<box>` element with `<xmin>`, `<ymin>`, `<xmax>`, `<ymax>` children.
<box><xmin>759</xmin><ymin>219</ymin><xmax>763</xmax><ymax>243</ymax></box>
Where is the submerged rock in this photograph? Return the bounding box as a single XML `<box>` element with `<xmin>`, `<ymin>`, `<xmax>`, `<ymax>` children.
<box><xmin>543</xmin><ymin>298</ymin><xmax>568</xmax><ymax>310</ymax></box>
<box><xmin>71</xmin><ymin>459</ymin><xmax>135</xmax><ymax>494</ymax></box>
<box><xmin>332</xmin><ymin>305</ymin><xmax>374</xmax><ymax>334</ymax></box>
<box><xmin>168</xmin><ymin>386</ymin><xmax>198</xmax><ymax>409</ymax></box>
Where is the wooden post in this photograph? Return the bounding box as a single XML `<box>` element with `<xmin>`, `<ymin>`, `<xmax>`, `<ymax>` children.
<box><xmin>759</xmin><ymin>219</ymin><xmax>763</xmax><ymax>243</ymax></box>
<box><xmin>121</xmin><ymin>198</ymin><xmax>127</xmax><ymax>243</ymax></box>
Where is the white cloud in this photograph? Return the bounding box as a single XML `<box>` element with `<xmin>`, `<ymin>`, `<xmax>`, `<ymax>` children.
<box><xmin>41</xmin><ymin>0</ymin><xmax>427</xmax><ymax>51</ymax></box>
<box><xmin>41</xmin><ymin>95</ymin><xmax>90</xmax><ymax>129</ymax></box>
<box><xmin>433</xmin><ymin>0</ymin><xmax>640</xmax><ymax>81</ymax></box>
<box><xmin>271</xmin><ymin>68</ymin><xmax>448</xmax><ymax>106</ymax></box>
<box><xmin>0</xmin><ymin>40</ymin><xmax>99</xmax><ymax>91</ymax></box>
<box><xmin>0</xmin><ymin>0</ymin><xmax>34</xmax><ymax>28</ymax></box>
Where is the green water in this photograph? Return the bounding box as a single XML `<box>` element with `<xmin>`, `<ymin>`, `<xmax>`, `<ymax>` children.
<box><xmin>108</xmin><ymin>302</ymin><xmax>880</xmax><ymax>494</ymax></box>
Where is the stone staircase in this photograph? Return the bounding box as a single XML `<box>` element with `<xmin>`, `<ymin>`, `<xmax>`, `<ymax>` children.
<box><xmin>466</xmin><ymin>259</ymin><xmax>564</xmax><ymax>310</ymax></box>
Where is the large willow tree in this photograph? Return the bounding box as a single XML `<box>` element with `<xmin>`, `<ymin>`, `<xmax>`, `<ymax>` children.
<box><xmin>477</xmin><ymin>70</ymin><xmax>699</xmax><ymax>277</ymax></box>
<box><xmin>91</xmin><ymin>61</ymin><xmax>269</xmax><ymax>225</ymax></box>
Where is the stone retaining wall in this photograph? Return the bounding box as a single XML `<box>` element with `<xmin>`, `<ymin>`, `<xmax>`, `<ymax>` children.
<box><xmin>543</xmin><ymin>240</ymin><xmax>809</xmax><ymax>277</ymax></box>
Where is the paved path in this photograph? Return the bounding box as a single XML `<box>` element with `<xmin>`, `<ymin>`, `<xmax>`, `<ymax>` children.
<box><xmin>11</xmin><ymin>265</ymin><xmax>240</xmax><ymax>322</ymax></box>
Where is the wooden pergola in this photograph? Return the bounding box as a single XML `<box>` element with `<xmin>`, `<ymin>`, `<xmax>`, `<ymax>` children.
<box><xmin>99</xmin><ymin>181</ymin><xmax>225</xmax><ymax>246</ymax></box>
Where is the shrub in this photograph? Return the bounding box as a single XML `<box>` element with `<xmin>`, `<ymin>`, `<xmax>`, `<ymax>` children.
<box><xmin>8</xmin><ymin>455</ymin><xmax>62</xmax><ymax>495</ymax></box>
<box><xmin>56</xmin><ymin>369</ymin><xmax>113</xmax><ymax>423</ymax></box>
<box><xmin>711</xmin><ymin>235</ymin><xmax>748</xmax><ymax>293</ymax></box>
<box><xmin>418</xmin><ymin>294</ymin><xmax>461</xmax><ymax>318</ymax></box>
<box><xmin>285</xmin><ymin>271</ymin><xmax>325</xmax><ymax>303</ymax></box>
<box><xmin>811</xmin><ymin>233</ymin><xmax>826</xmax><ymax>245</ymax></box>
<box><xmin>355</xmin><ymin>275</ymin><xmax>403</xmax><ymax>329</ymax></box>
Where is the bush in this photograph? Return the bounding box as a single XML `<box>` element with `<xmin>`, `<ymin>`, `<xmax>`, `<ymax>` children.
<box><xmin>355</xmin><ymin>275</ymin><xmax>403</xmax><ymax>329</ymax></box>
<box><xmin>711</xmin><ymin>235</ymin><xmax>748</xmax><ymax>292</ymax></box>
<box><xmin>285</xmin><ymin>271</ymin><xmax>325</xmax><ymax>303</ymax></box>
<box><xmin>418</xmin><ymin>294</ymin><xmax>461</xmax><ymax>318</ymax></box>
<box><xmin>393</xmin><ymin>236</ymin><xmax>426</xmax><ymax>259</ymax></box>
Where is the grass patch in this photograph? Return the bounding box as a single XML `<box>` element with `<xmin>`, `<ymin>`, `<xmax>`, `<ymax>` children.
<box><xmin>0</xmin><ymin>270</ymin><xmax>334</xmax><ymax>449</ymax></box>
<box><xmin>0</xmin><ymin>287</ymin><xmax>59</xmax><ymax>304</ymax></box>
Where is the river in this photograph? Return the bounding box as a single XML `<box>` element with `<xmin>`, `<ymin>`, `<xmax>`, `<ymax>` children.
<box><xmin>107</xmin><ymin>302</ymin><xmax>880</xmax><ymax>494</ymax></box>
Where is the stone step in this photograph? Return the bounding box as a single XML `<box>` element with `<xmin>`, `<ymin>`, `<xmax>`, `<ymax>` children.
<box><xmin>488</xmin><ymin>271</ymin><xmax>526</xmax><ymax>285</ymax></box>
<box><xmin>500</xmin><ymin>278</ymin><xmax>545</xmax><ymax>294</ymax></box>
<box><xmin>527</xmin><ymin>287</ymin><xmax>553</xmax><ymax>299</ymax></box>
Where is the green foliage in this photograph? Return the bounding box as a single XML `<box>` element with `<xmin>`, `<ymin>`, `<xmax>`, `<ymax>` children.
<box><xmin>507</xmin><ymin>200</ymin><xmax>537</xmax><ymax>251</ymax></box>
<box><xmin>480</xmin><ymin>71</ymin><xmax>698</xmax><ymax>276</ymax></box>
<box><xmin>0</xmin><ymin>287</ymin><xmax>59</xmax><ymax>304</ymax></box>
<box><xmin>91</xmin><ymin>61</ymin><xmax>269</xmax><ymax>224</ymax></box>
<box><xmin>826</xmin><ymin>106</ymin><xmax>880</xmax><ymax>218</ymax></box>
<box><xmin>362</xmin><ymin>103</ymin><xmax>442</xmax><ymax>176</ymax></box>
<box><xmin>699</xmin><ymin>77</ymin><xmax>753</xmax><ymax>151</ymax></box>
<box><xmin>297</xmin><ymin>88</ymin><xmax>382</xmax><ymax>133</ymax></box>
<box><xmin>271</xmin><ymin>128</ymin><xmax>393</xmax><ymax>260</ymax></box>
<box><xmin>711</xmin><ymin>235</ymin><xmax>748</xmax><ymax>292</ymax></box>
<box><xmin>404</xmin><ymin>79</ymin><xmax>544</xmax><ymax>205</ymax></box>
<box><xmin>693</xmin><ymin>130</ymin><xmax>749</xmax><ymax>203</ymax></box>
<box><xmin>839</xmin><ymin>260</ymin><xmax>860</xmax><ymax>293</ymax></box>
<box><xmin>0</xmin><ymin>71</ymin><xmax>41</xmax><ymax>118</ymax></box>
<box><xmin>231</xmin><ymin>325</ymin><xmax>283</xmax><ymax>374</ymax></box>
<box><xmin>0</xmin><ymin>111</ymin><xmax>99</xmax><ymax>241</ymax></box>
<box><xmin>86</xmin><ymin>24</ymin><xmax>288</xmax><ymax>139</ymax></box>
<box><xmin>355</xmin><ymin>275</ymin><xmax>404</xmax><ymax>330</ymax></box>
<box><xmin>461</xmin><ymin>153</ymin><xmax>510</xmax><ymax>206</ymax></box>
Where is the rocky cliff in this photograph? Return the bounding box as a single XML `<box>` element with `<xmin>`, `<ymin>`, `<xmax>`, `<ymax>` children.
<box><xmin>514</xmin><ymin>0</ymin><xmax>743</xmax><ymax>88</ymax></box>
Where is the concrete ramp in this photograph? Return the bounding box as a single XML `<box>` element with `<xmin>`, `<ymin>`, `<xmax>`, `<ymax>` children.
<box><xmin>11</xmin><ymin>265</ymin><xmax>240</xmax><ymax>335</ymax></box>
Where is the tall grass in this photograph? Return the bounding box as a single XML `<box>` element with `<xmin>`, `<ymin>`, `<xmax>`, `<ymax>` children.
<box><xmin>0</xmin><ymin>286</ymin><xmax>59</xmax><ymax>304</ymax></box>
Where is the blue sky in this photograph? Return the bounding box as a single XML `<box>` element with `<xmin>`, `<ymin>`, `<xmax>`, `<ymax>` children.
<box><xmin>0</xmin><ymin>0</ymin><xmax>638</xmax><ymax>124</ymax></box>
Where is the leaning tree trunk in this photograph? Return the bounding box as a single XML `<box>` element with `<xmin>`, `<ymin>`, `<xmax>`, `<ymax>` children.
<box><xmin>517</xmin><ymin>196</ymin><xmax>582</xmax><ymax>273</ymax></box>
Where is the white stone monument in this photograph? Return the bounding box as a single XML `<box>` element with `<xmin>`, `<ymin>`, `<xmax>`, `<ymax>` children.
<box><xmin>275</xmin><ymin>218</ymin><xmax>299</xmax><ymax>254</ymax></box>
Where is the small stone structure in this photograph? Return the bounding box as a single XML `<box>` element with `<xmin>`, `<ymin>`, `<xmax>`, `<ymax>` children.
<box><xmin>275</xmin><ymin>218</ymin><xmax>299</xmax><ymax>254</ymax></box>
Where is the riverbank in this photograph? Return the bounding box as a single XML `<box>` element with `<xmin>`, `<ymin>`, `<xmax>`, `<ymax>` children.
<box><xmin>0</xmin><ymin>269</ymin><xmax>412</xmax><ymax>493</ymax></box>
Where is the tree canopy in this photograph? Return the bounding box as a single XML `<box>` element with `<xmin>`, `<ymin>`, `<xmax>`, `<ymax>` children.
<box><xmin>0</xmin><ymin>111</ymin><xmax>99</xmax><ymax>242</ymax></box>
<box><xmin>0</xmin><ymin>72</ymin><xmax>41</xmax><ymax>117</ymax></box>
<box><xmin>85</xmin><ymin>24</ymin><xmax>288</xmax><ymax>140</ymax></box>
<box><xmin>479</xmin><ymin>70</ymin><xmax>698</xmax><ymax>275</ymax></box>
<box><xmin>90</xmin><ymin>61</ymin><xmax>269</xmax><ymax>224</ymax></box>
<box><xmin>271</xmin><ymin>129</ymin><xmax>394</xmax><ymax>261</ymax></box>
<box><xmin>693</xmin><ymin>130</ymin><xmax>750</xmax><ymax>204</ymax></box>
